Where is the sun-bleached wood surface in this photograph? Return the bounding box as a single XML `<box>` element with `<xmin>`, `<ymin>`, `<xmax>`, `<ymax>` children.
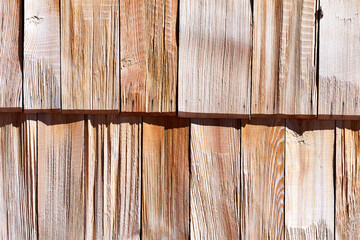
<box><xmin>120</xmin><ymin>0</ymin><xmax>178</xmax><ymax>114</ymax></box>
<box><xmin>336</xmin><ymin>121</ymin><xmax>360</xmax><ymax>239</ymax></box>
<box><xmin>142</xmin><ymin>117</ymin><xmax>189</xmax><ymax>239</ymax></box>
<box><xmin>190</xmin><ymin>119</ymin><xmax>240</xmax><ymax>239</ymax></box>
<box><xmin>285</xmin><ymin>120</ymin><xmax>334</xmax><ymax>239</ymax></box>
<box><xmin>24</xmin><ymin>0</ymin><xmax>60</xmax><ymax>111</ymax></box>
<box><xmin>178</xmin><ymin>0</ymin><xmax>252</xmax><ymax>118</ymax></box>
<box><xmin>241</xmin><ymin>119</ymin><xmax>285</xmax><ymax>239</ymax></box>
<box><xmin>251</xmin><ymin>0</ymin><xmax>318</xmax><ymax>116</ymax></box>
<box><xmin>319</xmin><ymin>0</ymin><xmax>360</xmax><ymax>118</ymax></box>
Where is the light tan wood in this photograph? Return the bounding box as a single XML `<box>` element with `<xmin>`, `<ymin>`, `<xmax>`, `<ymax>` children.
<box><xmin>335</xmin><ymin>121</ymin><xmax>360</xmax><ymax>239</ymax></box>
<box><xmin>241</xmin><ymin>119</ymin><xmax>285</xmax><ymax>239</ymax></box>
<box><xmin>0</xmin><ymin>114</ymin><xmax>37</xmax><ymax>239</ymax></box>
<box><xmin>142</xmin><ymin>117</ymin><xmax>189</xmax><ymax>239</ymax></box>
<box><xmin>178</xmin><ymin>0</ymin><xmax>251</xmax><ymax>117</ymax></box>
<box><xmin>24</xmin><ymin>0</ymin><xmax>60</xmax><ymax>111</ymax></box>
<box><xmin>38</xmin><ymin>114</ymin><xmax>85</xmax><ymax>239</ymax></box>
<box><xmin>190</xmin><ymin>119</ymin><xmax>240</xmax><ymax>239</ymax></box>
<box><xmin>61</xmin><ymin>0</ymin><xmax>119</xmax><ymax>112</ymax></box>
<box><xmin>85</xmin><ymin>115</ymin><xmax>142</xmax><ymax>239</ymax></box>
<box><xmin>251</xmin><ymin>0</ymin><xmax>318</xmax><ymax>116</ymax></box>
<box><xmin>285</xmin><ymin>120</ymin><xmax>334</xmax><ymax>239</ymax></box>
<box><xmin>319</xmin><ymin>0</ymin><xmax>360</xmax><ymax>117</ymax></box>
<box><xmin>120</xmin><ymin>0</ymin><xmax>177</xmax><ymax>113</ymax></box>
<box><xmin>0</xmin><ymin>1</ymin><xmax>22</xmax><ymax>111</ymax></box>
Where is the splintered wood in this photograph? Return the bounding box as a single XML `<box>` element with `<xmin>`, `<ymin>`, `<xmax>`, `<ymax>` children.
<box><xmin>285</xmin><ymin>120</ymin><xmax>334</xmax><ymax>239</ymax></box>
<box><xmin>0</xmin><ymin>1</ymin><xmax>22</xmax><ymax>111</ymax></box>
<box><xmin>241</xmin><ymin>119</ymin><xmax>285</xmax><ymax>239</ymax></box>
<box><xmin>120</xmin><ymin>0</ymin><xmax>178</xmax><ymax>113</ymax></box>
<box><xmin>190</xmin><ymin>119</ymin><xmax>240</xmax><ymax>239</ymax></box>
<box><xmin>178</xmin><ymin>0</ymin><xmax>252</xmax><ymax>117</ymax></box>
<box><xmin>251</xmin><ymin>0</ymin><xmax>318</xmax><ymax>116</ymax></box>
<box><xmin>142</xmin><ymin>117</ymin><xmax>189</xmax><ymax>239</ymax></box>
<box><xmin>24</xmin><ymin>0</ymin><xmax>60</xmax><ymax>111</ymax></box>
<box><xmin>61</xmin><ymin>0</ymin><xmax>119</xmax><ymax>112</ymax></box>
<box><xmin>319</xmin><ymin>0</ymin><xmax>360</xmax><ymax>117</ymax></box>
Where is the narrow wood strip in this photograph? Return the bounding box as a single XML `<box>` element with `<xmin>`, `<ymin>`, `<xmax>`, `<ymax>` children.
<box><xmin>241</xmin><ymin>119</ymin><xmax>285</xmax><ymax>239</ymax></box>
<box><xmin>24</xmin><ymin>0</ymin><xmax>60</xmax><ymax>111</ymax></box>
<box><xmin>190</xmin><ymin>119</ymin><xmax>240</xmax><ymax>239</ymax></box>
<box><xmin>142</xmin><ymin>117</ymin><xmax>189</xmax><ymax>239</ymax></box>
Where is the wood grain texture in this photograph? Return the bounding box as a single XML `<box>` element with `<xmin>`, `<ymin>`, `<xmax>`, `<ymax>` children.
<box><xmin>285</xmin><ymin>120</ymin><xmax>334</xmax><ymax>239</ymax></box>
<box><xmin>61</xmin><ymin>0</ymin><xmax>119</xmax><ymax>112</ymax></box>
<box><xmin>24</xmin><ymin>0</ymin><xmax>60</xmax><ymax>111</ymax></box>
<box><xmin>120</xmin><ymin>0</ymin><xmax>177</xmax><ymax>113</ymax></box>
<box><xmin>190</xmin><ymin>119</ymin><xmax>240</xmax><ymax>239</ymax></box>
<box><xmin>241</xmin><ymin>119</ymin><xmax>285</xmax><ymax>239</ymax></box>
<box><xmin>319</xmin><ymin>0</ymin><xmax>360</xmax><ymax>117</ymax></box>
<box><xmin>0</xmin><ymin>114</ymin><xmax>37</xmax><ymax>239</ymax></box>
<box><xmin>335</xmin><ymin>121</ymin><xmax>360</xmax><ymax>239</ymax></box>
<box><xmin>178</xmin><ymin>0</ymin><xmax>252</xmax><ymax>117</ymax></box>
<box><xmin>0</xmin><ymin>1</ymin><xmax>22</xmax><ymax>111</ymax></box>
<box><xmin>142</xmin><ymin>117</ymin><xmax>189</xmax><ymax>239</ymax></box>
<box><xmin>251</xmin><ymin>0</ymin><xmax>318</xmax><ymax>116</ymax></box>
<box><xmin>38</xmin><ymin>114</ymin><xmax>85</xmax><ymax>239</ymax></box>
<box><xmin>85</xmin><ymin>115</ymin><xmax>142</xmax><ymax>239</ymax></box>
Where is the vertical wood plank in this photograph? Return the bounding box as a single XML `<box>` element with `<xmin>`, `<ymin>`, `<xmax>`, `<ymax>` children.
<box><xmin>61</xmin><ymin>0</ymin><xmax>119</xmax><ymax>112</ymax></box>
<box><xmin>285</xmin><ymin>120</ymin><xmax>334</xmax><ymax>239</ymax></box>
<box><xmin>0</xmin><ymin>1</ymin><xmax>22</xmax><ymax>111</ymax></box>
<box><xmin>319</xmin><ymin>0</ymin><xmax>360</xmax><ymax>117</ymax></box>
<box><xmin>142</xmin><ymin>117</ymin><xmax>189</xmax><ymax>239</ymax></box>
<box><xmin>85</xmin><ymin>115</ymin><xmax>142</xmax><ymax>239</ymax></box>
<box><xmin>251</xmin><ymin>0</ymin><xmax>318</xmax><ymax>116</ymax></box>
<box><xmin>38</xmin><ymin>114</ymin><xmax>85</xmax><ymax>239</ymax></box>
<box><xmin>24</xmin><ymin>0</ymin><xmax>60</xmax><ymax>111</ymax></box>
<box><xmin>241</xmin><ymin>119</ymin><xmax>285</xmax><ymax>239</ymax></box>
<box><xmin>178</xmin><ymin>0</ymin><xmax>252</xmax><ymax>118</ymax></box>
<box><xmin>0</xmin><ymin>114</ymin><xmax>37</xmax><ymax>239</ymax></box>
<box><xmin>335</xmin><ymin>121</ymin><xmax>360</xmax><ymax>239</ymax></box>
<box><xmin>120</xmin><ymin>0</ymin><xmax>177</xmax><ymax>113</ymax></box>
<box><xmin>190</xmin><ymin>119</ymin><xmax>240</xmax><ymax>239</ymax></box>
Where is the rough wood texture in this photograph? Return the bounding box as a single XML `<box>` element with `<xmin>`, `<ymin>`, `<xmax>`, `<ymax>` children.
<box><xmin>61</xmin><ymin>0</ymin><xmax>119</xmax><ymax>112</ymax></box>
<box><xmin>251</xmin><ymin>0</ymin><xmax>317</xmax><ymax>116</ymax></box>
<box><xmin>241</xmin><ymin>119</ymin><xmax>285</xmax><ymax>239</ymax></box>
<box><xmin>285</xmin><ymin>120</ymin><xmax>334</xmax><ymax>239</ymax></box>
<box><xmin>120</xmin><ymin>0</ymin><xmax>177</xmax><ymax>113</ymax></box>
<box><xmin>0</xmin><ymin>1</ymin><xmax>22</xmax><ymax>111</ymax></box>
<box><xmin>142</xmin><ymin>117</ymin><xmax>189</xmax><ymax>239</ymax></box>
<box><xmin>190</xmin><ymin>119</ymin><xmax>240</xmax><ymax>239</ymax></box>
<box><xmin>38</xmin><ymin>114</ymin><xmax>85</xmax><ymax>239</ymax></box>
<box><xmin>319</xmin><ymin>0</ymin><xmax>360</xmax><ymax>117</ymax></box>
<box><xmin>85</xmin><ymin>115</ymin><xmax>142</xmax><ymax>239</ymax></box>
<box><xmin>335</xmin><ymin>121</ymin><xmax>360</xmax><ymax>239</ymax></box>
<box><xmin>0</xmin><ymin>114</ymin><xmax>37</xmax><ymax>239</ymax></box>
<box><xmin>24</xmin><ymin>0</ymin><xmax>60</xmax><ymax>111</ymax></box>
<box><xmin>178</xmin><ymin>0</ymin><xmax>252</xmax><ymax>118</ymax></box>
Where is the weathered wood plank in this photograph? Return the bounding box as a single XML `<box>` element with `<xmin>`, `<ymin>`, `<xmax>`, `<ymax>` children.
<box><xmin>24</xmin><ymin>0</ymin><xmax>60</xmax><ymax>111</ymax></box>
<box><xmin>0</xmin><ymin>1</ymin><xmax>22</xmax><ymax>111</ymax></box>
<box><xmin>142</xmin><ymin>117</ymin><xmax>189</xmax><ymax>239</ymax></box>
<box><xmin>85</xmin><ymin>115</ymin><xmax>141</xmax><ymax>239</ymax></box>
<box><xmin>335</xmin><ymin>121</ymin><xmax>360</xmax><ymax>239</ymax></box>
<box><xmin>61</xmin><ymin>0</ymin><xmax>119</xmax><ymax>112</ymax></box>
<box><xmin>178</xmin><ymin>0</ymin><xmax>252</xmax><ymax>118</ymax></box>
<box><xmin>120</xmin><ymin>0</ymin><xmax>177</xmax><ymax>113</ymax></box>
<box><xmin>251</xmin><ymin>0</ymin><xmax>318</xmax><ymax>116</ymax></box>
<box><xmin>241</xmin><ymin>119</ymin><xmax>285</xmax><ymax>239</ymax></box>
<box><xmin>191</xmin><ymin>119</ymin><xmax>240</xmax><ymax>239</ymax></box>
<box><xmin>319</xmin><ymin>0</ymin><xmax>360</xmax><ymax>117</ymax></box>
<box><xmin>0</xmin><ymin>114</ymin><xmax>37</xmax><ymax>239</ymax></box>
<box><xmin>38</xmin><ymin>114</ymin><xmax>85</xmax><ymax>239</ymax></box>
<box><xmin>285</xmin><ymin>120</ymin><xmax>334</xmax><ymax>239</ymax></box>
